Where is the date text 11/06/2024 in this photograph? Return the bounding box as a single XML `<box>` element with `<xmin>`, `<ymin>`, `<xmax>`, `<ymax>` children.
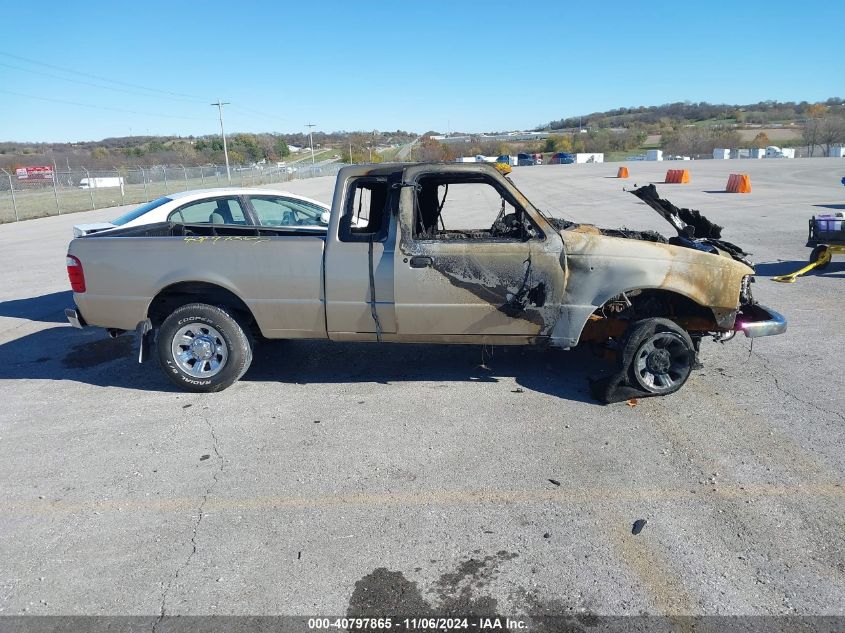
<box><xmin>307</xmin><ymin>617</ymin><xmax>527</xmax><ymax>630</ymax></box>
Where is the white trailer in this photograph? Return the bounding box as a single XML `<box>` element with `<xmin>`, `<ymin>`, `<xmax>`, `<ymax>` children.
<box><xmin>713</xmin><ymin>148</ymin><xmax>731</xmax><ymax>160</ymax></box>
<box><xmin>79</xmin><ymin>177</ymin><xmax>124</xmax><ymax>190</ymax></box>
<box><xmin>828</xmin><ymin>146</ymin><xmax>845</xmax><ymax>158</ymax></box>
<box><xmin>748</xmin><ymin>148</ymin><xmax>766</xmax><ymax>159</ymax></box>
<box><xmin>575</xmin><ymin>153</ymin><xmax>604</xmax><ymax>164</ymax></box>
<box><xmin>645</xmin><ymin>149</ymin><xmax>663</xmax><ymax>161</ymax></box>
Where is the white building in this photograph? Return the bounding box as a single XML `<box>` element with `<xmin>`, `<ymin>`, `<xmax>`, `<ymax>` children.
<box><xmin>646</xmin><ymin>149</ymin><xmax>663</xmax><ymax>161</ymax></box>
<box><xmin>748</xmin><ymin>148</ymin><xmax>766</xmax><ymax>159</ymax></box>
<box><xmin>828</xmin><ymin>145</ymin><xmax>845</xmax><ymax>158</ymax></box>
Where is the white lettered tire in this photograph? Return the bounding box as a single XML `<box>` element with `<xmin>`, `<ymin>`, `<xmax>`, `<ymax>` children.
<box><xmin>157</xmin><ymin>303</ymin><xmax>253</xmax><ymax>392</ymax></box>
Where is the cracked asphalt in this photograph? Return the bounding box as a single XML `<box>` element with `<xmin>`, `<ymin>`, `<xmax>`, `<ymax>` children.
<box><xmin>0</xmin><ymin>158</ymin><xmax>843</xmax><ymax>620</ymax></box>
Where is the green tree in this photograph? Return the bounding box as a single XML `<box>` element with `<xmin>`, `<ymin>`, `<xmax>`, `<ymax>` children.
<box><xmin>275</xmin><ymin>137</ymin><xmax>290</xmax><ymax>158</ymax></box>
<box><xmin>231</xmin><ymin>134</ymin><xmax>263</xmax><ymax>162</ymax></box>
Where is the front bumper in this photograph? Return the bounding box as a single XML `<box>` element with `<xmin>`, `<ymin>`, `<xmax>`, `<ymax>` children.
<box><xmin>734</xmin><ymin>303</ymin><xmax>787</xmax><ymax>338</ymax></box>
<box><xmin>65</xmin><ymin>307</ymin><xmax>87</xmax><ymax>329</ymax></box>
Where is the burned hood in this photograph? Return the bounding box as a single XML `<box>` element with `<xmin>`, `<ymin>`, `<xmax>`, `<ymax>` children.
<box><xmin>629</xmin><ymin>184</ymin><xmax>752</xmax><ymax>266</ymax></box>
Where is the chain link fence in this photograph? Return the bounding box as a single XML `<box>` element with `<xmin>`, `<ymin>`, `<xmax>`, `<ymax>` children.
<box><xmin>0</xmin><ymin>161</ymin><xmax>343</xmax><ymax>224</ymax></box>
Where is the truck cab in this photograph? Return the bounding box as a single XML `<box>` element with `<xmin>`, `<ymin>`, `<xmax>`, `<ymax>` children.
<box><xmin>323</xmin><ymin>163</ymin><xmax>564</xmax><ymax>344</ymax></box>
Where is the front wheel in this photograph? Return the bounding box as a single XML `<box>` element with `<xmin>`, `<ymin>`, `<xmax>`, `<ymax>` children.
<box><xmin>157</xmin><ymin>303</ymin><xmax>253</xmax><ymax>392</ymax></box>
<box><xmin>621</xmin><ymin>318</ymin><xmax>694</xmax><ymax>396</ymax></box>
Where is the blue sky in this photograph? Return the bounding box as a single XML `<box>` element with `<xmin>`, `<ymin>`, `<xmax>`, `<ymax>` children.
<box><xmin>1</xmin><ymin>0</ymin><xmax>842</xmax><ymax>142</ymax></box>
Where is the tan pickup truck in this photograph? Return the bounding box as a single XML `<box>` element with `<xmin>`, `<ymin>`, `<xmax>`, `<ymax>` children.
<box><xmin>65</xmin><ymin>163</ymin><xmax>785</xmax><ymax>401</ymax></box>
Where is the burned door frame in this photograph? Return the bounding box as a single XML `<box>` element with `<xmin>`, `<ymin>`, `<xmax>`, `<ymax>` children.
<box><xmin>324</xmin><ymin>169</ymin><xmax>398</xmax><ymax>341</ymax></box>
<box><xmin>392</xmin><ymin>164</ymin><xmax>566</xmax><ymax>343</ymax></box>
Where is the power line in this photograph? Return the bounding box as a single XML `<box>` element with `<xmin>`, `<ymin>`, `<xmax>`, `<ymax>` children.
<box><xmin>228</xmin><ymin>104</ymin><xmax>285</xmax><ymax>123</ymax></box>
<box><xmin>0</xmin><ymin>61</ymin><xmax>203</xmax><ymax>103</ymax></box>
<box><xmin>0</xmin><ymin>51</ymin><xmax>208</xmax><ymax>101</ymax></box>
<box><xmin>0</xmin><ymin>89</ymin><xmax>197</xmax><ymax>120</ymax></box>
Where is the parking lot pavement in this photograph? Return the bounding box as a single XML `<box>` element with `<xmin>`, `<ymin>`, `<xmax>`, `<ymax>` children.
<box><xmin>1</xmin><ymin>160</ymin><xmax>843</xmax><ymax>619</ymax></box>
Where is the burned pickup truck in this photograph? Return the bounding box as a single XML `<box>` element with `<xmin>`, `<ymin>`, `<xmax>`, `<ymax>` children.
<box><xmin>65</xmin><ymin>163</ymin><xmax>785</xmax><ymax>401</ymax></box>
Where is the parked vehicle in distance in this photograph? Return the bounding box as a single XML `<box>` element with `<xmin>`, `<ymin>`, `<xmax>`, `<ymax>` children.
<box><xmin>516</xmin><ymin>153</ymin><xmax>536</xmax><ymax>166</ymax></box>
<box><xmin>548</xmin><ymin>152</ymin><xmax>575</xmax><ymax>165</ymax></box>
<box><xmin>72</xmin><ymin>188</ymin><xmax>330</xmax><ymax>237</ymax></box>
<box><xmin>65</xmin><ymin>163</ymin><xmax>785</xmax><ymax>401</ymax></box>
<box><xmin>79</xmin><ymin>177</ymin><xmax>124</xmax><ymax>190</ymax></box>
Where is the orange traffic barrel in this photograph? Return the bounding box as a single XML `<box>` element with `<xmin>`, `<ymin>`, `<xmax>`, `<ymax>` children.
<box><xmin>617</xmin><ymin>166</ymin><xmax>629</xmax><ymax>178</ymax></box>
<box><xmin>726</xmin><ymin>173</ymin><xmax>751</xmax><ymax>193</ymax></box>
<box><xmin>665</xmin><ymin>169</ymin><xmax>690</xmax><ymax>183</ymax></box>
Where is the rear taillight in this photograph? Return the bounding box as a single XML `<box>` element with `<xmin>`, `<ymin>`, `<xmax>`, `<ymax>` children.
<box><xmin>66</xmin><ymin>255</ymin><xmax>86</xmax><ymax>293</ymax></box>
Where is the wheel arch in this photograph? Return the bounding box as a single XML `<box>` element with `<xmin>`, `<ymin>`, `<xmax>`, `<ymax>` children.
<box><xmin>147</xmin><ymin>281</ymin><xmax>257</xmax><ymax>330</ymax></box>
<box><xmin>571</xmin><ymin>286</ymin><xmax>727</xmax><ymax>347</ymax></box>
<box><xmin>599</xmin><ymin>286</ymin><xmax>721</xmax><ymax>324</ymax></box>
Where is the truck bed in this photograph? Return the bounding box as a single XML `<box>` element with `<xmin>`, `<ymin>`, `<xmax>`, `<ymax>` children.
<box><xmin>81</xmin><ymin>221</ymin><xmax>328</xmax><ymax>239</ymax></box>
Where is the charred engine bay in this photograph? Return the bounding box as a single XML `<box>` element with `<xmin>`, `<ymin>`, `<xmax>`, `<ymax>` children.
<box><xmin>546</xmin><ymin>185</ymin><xmax>752</xmax><ymax>265</ymax></box>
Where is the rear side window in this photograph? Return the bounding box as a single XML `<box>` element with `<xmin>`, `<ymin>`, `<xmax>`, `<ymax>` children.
<box><xmin>169</xmin><ymin>197</ymin><xmax>247</xmax><ymax>225</ymax></box>
<box><xmin>112</xmin><ymin>197</ymin><xmax>171</xmax><ymax>226</ymax></box>
<box><xmin>338</xmin><ymin>178</ymin><xmax>390</xmax><ymax>242</ymax></box>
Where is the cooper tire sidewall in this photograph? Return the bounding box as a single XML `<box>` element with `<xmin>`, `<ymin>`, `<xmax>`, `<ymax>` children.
<box><xmin>157</xmin><ymin>305</ymin><xmax>248</xmax><ymax>392</ymax></box>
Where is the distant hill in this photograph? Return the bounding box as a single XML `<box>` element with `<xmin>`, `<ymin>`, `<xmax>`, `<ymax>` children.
<box><xmin>540</xmin><ymin>98</ymin><xmax>844</xmax><ymax>131</ymax></box>
<box><xmin>0</xmin><ymin>130</ymin><xmax>416</xmax><ymax>170</ymax></box>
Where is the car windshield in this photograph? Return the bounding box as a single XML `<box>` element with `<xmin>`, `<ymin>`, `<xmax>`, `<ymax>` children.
<box><xmin>111</xmin><ymin>197</ymin><xmax>172</xmax><ymax>226</ymax></box>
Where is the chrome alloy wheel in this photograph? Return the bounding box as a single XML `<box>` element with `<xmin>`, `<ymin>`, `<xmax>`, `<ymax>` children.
<box><xmin>633</xmin><ymin>331</ymin><xmax>692</xmax><ymax>393</ymax></box>
<box><xmin>171</xmin><ymin>323</ymin><xmax>228</xmax><ymax>378</ymax></box>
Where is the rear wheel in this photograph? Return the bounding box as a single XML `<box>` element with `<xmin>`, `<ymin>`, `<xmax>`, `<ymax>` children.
<box><xmin>621</xmin><ymin>318</ymin><xmax>694</xmax><ymax>396</ymax></box>
<box><xmin>157</xmin><ymin>303</ymin><xmax>252</xmax><ymax>392</ymax></box>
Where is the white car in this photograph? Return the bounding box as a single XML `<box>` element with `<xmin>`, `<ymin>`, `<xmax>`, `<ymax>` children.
<box><xmin>72</xmin><ymin>188</ymin><xmax>331</xmax><ymax>237</ymax></box>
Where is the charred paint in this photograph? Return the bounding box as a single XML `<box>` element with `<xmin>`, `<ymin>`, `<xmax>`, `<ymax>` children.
<box><xmin>394</xmin><ymin>165</ymin><xmax>565</xmax><ymax>335</ymax></box>
<box><xmin>424</xmin><ymin>252</ymin><xmax>553</xmax><ymax>332</ymax></box>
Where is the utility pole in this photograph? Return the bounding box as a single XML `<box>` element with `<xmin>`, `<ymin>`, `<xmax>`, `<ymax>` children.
<box><xmin>306</xmin><ymin>123</ymin><xmax>316</xmax><ymax>164</ymax></box>
<box><xmin>211</xmin><ymin>100</ymin><xmax>231</xmax><ymax>183</ymax></box>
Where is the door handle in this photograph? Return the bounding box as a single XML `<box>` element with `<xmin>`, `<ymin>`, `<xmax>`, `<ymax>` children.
<box><xmin>409</xmin><ymin>256</ymin><xmax>433</xmax><ymax>268</ymax></box>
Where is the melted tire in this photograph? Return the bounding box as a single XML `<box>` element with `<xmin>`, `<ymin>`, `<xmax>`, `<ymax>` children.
<box><xmin>157</xmin><ymin>303</ymin><xmax>253</xmax><ymax>393</ymax></box>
